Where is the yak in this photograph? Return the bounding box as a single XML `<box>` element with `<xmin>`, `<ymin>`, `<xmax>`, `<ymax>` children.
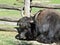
<box><xmin>15</xmin><ymin>16</ymin><xmax>36</xmax><ymax>40</ymax></box>
<box><xmin>15</xmin><ymin>9</ymin><xmax>60</xmax><ymax>44</ymax></box>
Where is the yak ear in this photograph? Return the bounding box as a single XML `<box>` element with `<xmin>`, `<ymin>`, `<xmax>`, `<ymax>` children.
<box><xmin>14</xmin><ymin>27</ymin><xmax>20</xmax><ymax>32</ymax></box>
<box><xmin>15</xmin><ymin>27</ymin><xmax>19</xmax><ymax>30</ymax></box>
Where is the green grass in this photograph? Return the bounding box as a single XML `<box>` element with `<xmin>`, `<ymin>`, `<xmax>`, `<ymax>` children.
<box><xmin>0</xmin><ymin>0</ymin><xmax>24</xmax><ymax>6</ymax></box>
<box><xmin>0</xmin><ymin>0</ymin><xmax>24</xmax><ymax>45</ymax></box>
<box><xmin>0</xmin><ymin>0</ymin><xmax>24</xmax><ymax>18</ymax></box>
<box><xmin>0</xmin><ymin>31</ymin><xmax>42</xmax><ymax>45</ymax></box>
<box><xmin>31</xmin><ymin>0</ymin><xmax>60</xmax><ymax>15</ymax></box>
<box><xmin>51</xmin><ymin>0</ymin><xmax>60</xmax><ymax>4</ymax></box>
<box><xmin>0</xmin><ymin>9</ymin><xmax>21</xmax><ymax>19</ymax></box>
<box><xmin>0</xmin><ymin>31</ymin><xmax>18</xmax><ymax>45</ymax></box>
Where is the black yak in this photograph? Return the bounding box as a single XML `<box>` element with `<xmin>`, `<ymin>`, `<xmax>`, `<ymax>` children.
<box><xmin>15</xmin><ymin>9</ymin><xmax>60</xmax><ymax>44</ymax></box>
<box><xmin>35</xmin><ymin>9</ymin><xmax>60</xmax><ymax>43</ymax></box>
<box><xmin>15</xmin><ymin>17</ymin><xmax>36</xmax><ymax>40</ymax></box>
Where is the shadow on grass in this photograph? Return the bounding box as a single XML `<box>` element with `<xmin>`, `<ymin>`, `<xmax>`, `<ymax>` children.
<box><xmin>16</xmin><ymin>41</ymin><xmax>33</xmax><ymax>45</ymax></box>
<box><xmin>15</xmin><ymin>40</ymin><xmax>47</xmax><ymax>45</ymax></box>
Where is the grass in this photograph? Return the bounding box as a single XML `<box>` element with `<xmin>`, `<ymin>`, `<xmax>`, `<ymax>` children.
<box><xmin>0</xmin><ymin>9</ymin><xmax>21</xmax><ymax>18</ymax></box>
<box><xmin>0</xmin><ymin>31</ymin><xmax>18</xmax><ymax>45</ymax></box>
<box><xmin>0</xmin><ymin>0</ymin><xmax>24</xmax><ymax>6</ymax></box>
<box><xmin>51</xmin><ymin>0</ymin><xmax>60</xmax><ymax>4</ymax></box>
<box><xmin>0</xmin><ymin>31</ymin><xmax>43</xmax><ymax>45</ymax></box>
<box><xmin>0</xmin><ymin>0</ymin><xmax>60</xmax><ymax>45</ymax></box>
<box><xmin>0</xmin><ymin>0</ymin><xmax>24</xmax><ymax>18</ymax></box>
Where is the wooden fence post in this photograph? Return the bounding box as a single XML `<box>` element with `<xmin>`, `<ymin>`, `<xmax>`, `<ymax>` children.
<box><xmin>24</xmin><ymin>0</ymin><xmax>30</xmax><ymax>17</ymax></box>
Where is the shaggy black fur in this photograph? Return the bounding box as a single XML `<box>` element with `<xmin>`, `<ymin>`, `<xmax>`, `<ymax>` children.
<box><xmin>15</xmin><ymin>9</ymin><xmax>60</xmax><ymax>44</ymax></box>
<box><xmin>15</xmin><ymin>17</ymin><xmax>36</xmax><ymax>40</ymax></box>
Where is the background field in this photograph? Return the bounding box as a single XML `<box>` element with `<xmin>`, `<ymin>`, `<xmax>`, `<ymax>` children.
<box><xmin>0</xmin><ymin>0</ymin><xmax>60</xmax><ymax>45</ymax></box>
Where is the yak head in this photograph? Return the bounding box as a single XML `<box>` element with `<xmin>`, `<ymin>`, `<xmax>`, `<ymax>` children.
<box><xmin>15</xmin><ymin>17</ymin><xmax>36</xmax><ymax>40</ymax></box>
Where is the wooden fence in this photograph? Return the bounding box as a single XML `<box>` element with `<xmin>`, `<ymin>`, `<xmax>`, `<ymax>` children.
<box><xmin>0</xmin><ymin>0</ymin><xmax>60</xmax><ymax>32</ymax></box>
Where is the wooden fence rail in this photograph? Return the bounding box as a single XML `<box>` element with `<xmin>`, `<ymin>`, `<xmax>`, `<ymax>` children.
<box><xmin>0</xmin><ymin>17</ymin><xmax>18</xmax><ymax>32</ymax></box>
<box><xmin>31</xmin><ymin>3</ymin><xmax>60</xmax><ymax>9</ymax></box>
<box><xmin>0</xmin><ymin>3</ymin><xmax>60</xmax><ymax>11</ymax></box>
<box><xmin>0</xmin><ymin>4</ymin><xmax>23</xmax><ymax>11</ymax></box>
<box><xmin>0</xmin><ymin>17</ymin><xmax>18</xmax><ymax>22</ymax></box>
<box><xmin>0</xmin><ymin>27</ymin><xmax>17</xmax><ymax>32</ymax></box>
<box><xmin>0</xmin><ymin>3</ymin><xmax>60</xmax><ymax>32</ymax></box>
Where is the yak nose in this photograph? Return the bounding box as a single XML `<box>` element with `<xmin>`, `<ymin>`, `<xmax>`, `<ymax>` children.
<box><xmin>15</xmin><ymin>34</ymin><xmax>26</xmax><ymax>40</ymax></box>
<box><xmin>15</xmin><ymin>34</ymin><xmax>19</xmax><ymax>39</ymax></box>
<box><xmin>16</xmin><ymin>36</ymin><xmax>19</xmax><ymax>39</ymax></box>
<box><xmin>20</xmin><ymin>33</ymin><xmax>26</xmax><ymax>39</ymax></box>
<box><xmin>20</xmin><ymin>36</ymin><xmax>26</xmax><ymax>39</ymax></box>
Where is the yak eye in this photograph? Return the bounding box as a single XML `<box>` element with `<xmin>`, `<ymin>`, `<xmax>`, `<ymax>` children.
<box><xmin>44</xmin><ymin>32</ymin><xmax>48</xmax><ymax>36</ymax></box>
